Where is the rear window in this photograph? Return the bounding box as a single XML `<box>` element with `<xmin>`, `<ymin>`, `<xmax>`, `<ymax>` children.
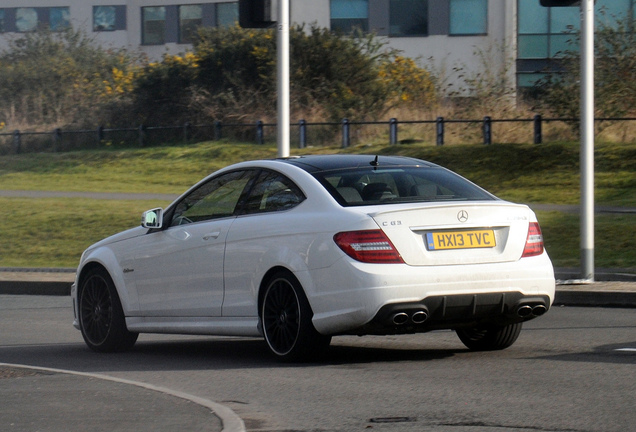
<box><xmin>313</xmin><ymin>167</ymin><xmax>495</xmax><ymax>206</ymax></box>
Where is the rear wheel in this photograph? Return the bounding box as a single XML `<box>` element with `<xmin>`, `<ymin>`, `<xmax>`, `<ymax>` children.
<box><xmin>456</xmin><ymin>322</ymin><xmax>522</xmax><ymax>351</ymax></box>
<box><xmin>79</xmin><ymin>268</ymin><xmax>138</xmax><ymax>352</ymax></box>
<box><xmin>261</xmin><ymin>271</ymin><xmax>331</xmax><ymax>362</ymax></box>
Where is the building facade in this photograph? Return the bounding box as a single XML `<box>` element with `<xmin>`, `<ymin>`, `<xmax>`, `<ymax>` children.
<box><xmin>0</xmin><ymin>1</ymin><xmax>632</xmax><ymax>89</ymax></box>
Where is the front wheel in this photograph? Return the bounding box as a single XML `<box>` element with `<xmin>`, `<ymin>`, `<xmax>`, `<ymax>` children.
<box><xmin>261</xmin><ymin>271</ymin><xmax>331</xmax><ymax>362</ymax></box>
<box><xmin>456</xmin><ymin>322</ymin><xmax>522</xmax><ymax>351</ymax></box>
<box><xmin>78</xmin><ymin>268</ymin><xmax>138</xmax><ymax>352</ymax></box>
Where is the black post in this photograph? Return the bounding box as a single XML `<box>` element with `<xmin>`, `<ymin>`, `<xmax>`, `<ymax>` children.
<box><xmin>389</xmin><ymin>118</ymin><xmax>398</xmax><ymax>145</ymax></box>
<box><xmin>183</xmin><ymin>122</ymin><xmax>191</xmax><ymax>143</ymax></box>
<box><xmin>256</xmin><ymin>120</ymin><xmax>264</xmax><ymax>145</ymax></box>
<box><xmin>53</xmin><ymin>128</ymin><xmax>62</xmax><ymax>152</ymax></box>
<box><xmin>299</xmin><ymin>119</ymin><xmax>307</xmax><ymax>149</ymax></box>
<box><xmin>436</xmin><ymin>117</ymin><xmax>444</xmax><ymax>146</ymax></box>
<box><xmin>342</xmin><ymin>118</ymin><xmax>350</xmax><ymax>148</ymax></box>
<box><xmin>13</xmin><ymin>130</ymin><xmax>21</xmax><ymax>154</ymax></box>
<box><xmin>483</xmin><ymin>116</ymin><xmax>492</xmax><ymax>145</ymax></box>
<box><xmin>214</xmin><ymin>121</ymin><xmax>222</xmax><ymax>140</ymax></box>
<box><xmin>533</xmin><ymin>114</ymin><xmax>542</xmax><ymax>144</ymax></box>
<box><xmin>138</xmin><ymin>124</ymin><xmax>145</xmax><ymax>147</ymax></box>
<box><xmin>97</xmin><ymin>126</ymin><xmax>104</xmax><ymax>146</ymax></box>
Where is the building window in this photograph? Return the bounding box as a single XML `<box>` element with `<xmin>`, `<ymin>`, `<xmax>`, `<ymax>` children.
<box><xmin>518</xmin><ymin>0</ymin><xmax>635</xmax><ymax>61</ymax></box>
<box><xmin>449</xmin><ymin>0</ymin><xmax>487</xmax><ymax>35</ymax></box>
<box><xmin>179</xmin><ymin>5</ymin><xmax>202</xmax><ymax>43</ymax></box>
<box><xmin>517</xmin><ymin>0</ymin><xmax>634</xmax><ymax>87</ymax></box>
<box><xmin>0</xmin><ymin>10</ymin><xmax>5</xmax><ymax>33</ymax></box>
<box><xmin>142</xmin><ymin>7</ymin><xmax>166</xmax><ymax>45</ymax></box>
<box><xmin>94</xmin><ymin>6</ymin><xmax>117</xmax><ymax>31</ymax></box>
<box><xmin>389</xmin><ymin>0</ymin><xmax>427</xmax><ymax>37</ymax></box>
<box><xmin>517</xmin><ymin>1</ymin><xmax>581</xmax><ymax>59</ymax></box>
<box><xmin>216</xmin><ymin>2</ymin><xmax>239</xmax><ymax>27</ymax></box>
<box><xmin>330</xmin><ymin>0</ymin><xmax>368</xmax><ymax>33</ymax></box>
<box><xmin>50</xmin><ymin>7</ymin><xmax>70</xmax><ymax>31</ymax></box>
<box><xmin>16</xmin><ymin>8</ymin><xmax>38</xmax><ymax>32</ymax></box>
<box><xmin>93</xmin><ymin>6</ymin><xmax>126</xmax><ymax>32</ymax></box>
<box><xmin>14</xmin><ymin>7</ymin><xmax>71</xmax><ymax>33</ymax></box>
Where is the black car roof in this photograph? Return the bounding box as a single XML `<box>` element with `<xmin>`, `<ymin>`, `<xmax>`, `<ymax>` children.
<box><xmin>278</xmin><ymin>154</ymin><xmax>438</xmax><ymax>173</ymax></box>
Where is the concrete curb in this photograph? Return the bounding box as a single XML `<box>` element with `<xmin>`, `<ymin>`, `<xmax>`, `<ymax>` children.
<box><xmin>554</xmin><ymin>289</ymin><xmax>636</xmax><ymax>308</ymax></box>
<box><xmin>0</xmin><ymin>281</ymin><xmax>73</xmax><ymax>296</ymax></box>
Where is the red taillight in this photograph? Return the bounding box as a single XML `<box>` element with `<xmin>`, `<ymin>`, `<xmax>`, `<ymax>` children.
<box><xmin>522</xmin><ymin>222</ymin><xmax>544</xmax><ymax>258</ymax></box>
<box><xmin>333</xmin><ymin>230</ymin><xmax>404</xmax><ymax>264</ymax></box>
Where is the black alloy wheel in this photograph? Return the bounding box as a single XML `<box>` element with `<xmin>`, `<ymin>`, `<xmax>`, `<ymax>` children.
<box><xmin>79</xmin><ymin>268</ymin><xmax>138</xmax><ymax>352</ymax></box>
<box><xmin>261</xmin><ymin>271</ymin><xmax>330</xmax><ymax>361</ymax></box>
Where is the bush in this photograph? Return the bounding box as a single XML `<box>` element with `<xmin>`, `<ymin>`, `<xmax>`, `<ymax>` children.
<box><xmin>287</xmin><ymin>26</ymin><xmax>394</xmax><ymax>121</ymax></box>
<box><xmin>538</xmin><ymin>14</ymin><xmax>636</xmax><ymax>126</ymax></box>
<box><xmin>0</xmin><ymin>28</ymin><xmax>140</xmax><ymax>129</ymax></box>
<box><xmin>132</xmin><ymin>52</ymin><xmax>201</xmax><ymax>125</ymax></box>
<box><xmin>0</xmin><ymin>25</ymin><xmax>441</xmax><ymax>142</ymax></box>
<box><xmin>131</xmin><ymin>24</ymin><xmax>437</xmax><ymax>126</ymax></box>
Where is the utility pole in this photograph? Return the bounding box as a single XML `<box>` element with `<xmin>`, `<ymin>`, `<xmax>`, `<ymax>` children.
<box><xmin>580</xmin><ymin>0</ymin><xmax>595</xmax><ymax>281</ymax></box>
<box><xmin>277</xmin><ymin>0</ymin><xmax>290</xmax><ymax>157</ymax></box>
<box><xmin>539</xmin><ymin>0</ymin><xmax>595</xmax><ymax>281</ymax></box>
<box><xmin>238</xmin><ymin>0</ymin><xmax>290</xmax><ymax>158</ymax></box>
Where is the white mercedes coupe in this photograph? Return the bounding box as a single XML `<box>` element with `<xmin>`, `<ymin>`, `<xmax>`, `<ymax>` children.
<box><xmin>72</xmin><ymin>155</ymin><xmax>555</xmax><ymax>361</ymax></box>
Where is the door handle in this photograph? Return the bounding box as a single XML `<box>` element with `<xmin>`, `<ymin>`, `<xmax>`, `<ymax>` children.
<box><xmin>202</xmin><ymin>232</ymin><xmax>221</xmax><ymax>240</ymax></box>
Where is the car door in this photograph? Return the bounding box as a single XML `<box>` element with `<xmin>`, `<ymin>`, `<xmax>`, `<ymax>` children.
<box><xmin>223</xmin><ymin>169</ymin><xmax>306</xmax><ymax>316</ymax></box>
<box><xmin>132</xmin><ymin>170</ymin><xmax>257</xmax><ymax>317</ymax></box>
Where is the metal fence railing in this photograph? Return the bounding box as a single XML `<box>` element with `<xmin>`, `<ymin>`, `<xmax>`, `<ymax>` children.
<box><xmin>2</xmin><ymin>115</ymin><xmax>635</xmax><ymax>155</ymax></box>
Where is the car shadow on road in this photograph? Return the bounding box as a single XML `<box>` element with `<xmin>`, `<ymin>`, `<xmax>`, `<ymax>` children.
<box><xmin>0</xmin><ymin>336</ymin><xmax>462</xmax><ymax>372</ymax></box>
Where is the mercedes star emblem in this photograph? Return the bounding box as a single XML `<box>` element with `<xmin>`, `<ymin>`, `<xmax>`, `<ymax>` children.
<box><xmin>457</xmin><ymin>210</ymin><xmax>468</xmax><ymax>223</ymax></box>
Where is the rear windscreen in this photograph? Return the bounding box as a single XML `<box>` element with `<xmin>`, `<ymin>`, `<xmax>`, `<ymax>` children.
<box><xmin>313</xmin><ymin>167</ymin><xmax>496</xmax><ymax>206</ymax></box>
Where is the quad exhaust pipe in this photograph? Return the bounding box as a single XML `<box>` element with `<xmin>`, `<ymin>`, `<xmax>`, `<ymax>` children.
<box><xmin>391</xmin><ymin>310</ymin><xmax>429</xmax><ymax>325</ymax></box>
<box><xmin>517</xmin><ymin>304</ymin><xmax>548</xmax><ymax>318</ymax></box>
<box><xmin>388</xmin><ymin>302</ymin><xmax>547</xmax><ymax>326</ymax></box>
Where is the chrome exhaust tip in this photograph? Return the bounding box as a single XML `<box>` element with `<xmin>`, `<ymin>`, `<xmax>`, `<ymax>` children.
<box><xmin>411</xmin><ymin>310</ymin><xmax>429</xmax><ymax>324</ymax></box>
<box><xmin>392</xmin><ymin>312</ymin><xmax>409</xmax><ymax>325</ymax></box>
<box><xmin>532</xmin><ymin>305</ymin><xmax>548</xmax><ymax>317</ymax></box>
<box><xmin>517</xmin><ymin>305</ymin><xmax>533</xmax><ymax>318</ymax></box>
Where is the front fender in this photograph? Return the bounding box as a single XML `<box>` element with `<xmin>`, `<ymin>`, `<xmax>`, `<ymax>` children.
<box><xmin>75</xmin><ymin>246</ymin><xmax>139</xmax><ymax>315</ymax></box>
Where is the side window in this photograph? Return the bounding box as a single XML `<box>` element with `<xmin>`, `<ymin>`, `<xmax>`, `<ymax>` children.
<box><xmin>242</xmin><ymin>170</ymin><xmax>305</xmax><ymax>214</ymax></box>
<box><xmin>170</xmin><ymin>170</ymin><xmax>254</xmax><ymax>226</ymax></box>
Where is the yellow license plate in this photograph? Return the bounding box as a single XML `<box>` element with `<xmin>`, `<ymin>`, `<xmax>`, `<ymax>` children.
<box><xmin>426</xmin><ymin>229</ymin><xmax>496</xmax><ymax>251</ymax></box>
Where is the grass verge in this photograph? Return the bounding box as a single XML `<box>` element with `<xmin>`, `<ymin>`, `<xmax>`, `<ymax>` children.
<box><xmin>0</xmin><ymin>140</ymin><xmax>634</xmax><ymax>269</ymax></box>
<box><xmin>1</xmin><ymin>198</ymin><xmax>169</xmax><ymax>268</ymax></box>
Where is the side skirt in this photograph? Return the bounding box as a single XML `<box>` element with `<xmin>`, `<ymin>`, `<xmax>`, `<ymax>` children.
<box><xmin>126</xmin><ymin>316</ymin><xmax>261</xmax><ymax>337</ymax></box>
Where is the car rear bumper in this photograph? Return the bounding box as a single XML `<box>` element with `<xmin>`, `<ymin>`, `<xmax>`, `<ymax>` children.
<box><xmin>358</xmin><ymin>291</ymin><xmax>551</xmax><ymax>335</ymax></box>
<box><xmin>306</xmin><ymin>253</ymin><xmax>555</xmax><ymax>335</ymax></box>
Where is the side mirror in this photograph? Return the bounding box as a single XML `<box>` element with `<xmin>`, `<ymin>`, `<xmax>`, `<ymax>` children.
<box><xmin>141</xmin><ymin>208</ymin><xmax>163</xmax><ymax>229</ymax></box>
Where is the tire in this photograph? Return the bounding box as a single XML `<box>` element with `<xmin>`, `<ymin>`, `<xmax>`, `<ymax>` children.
<box><xmin>456</xmin><ymin>322</ymin><xmax>522</xmax><ymax>351</ymax></box>
<box><xmin>78</xmin><ymin>268</ymin><xmax>138</xmax><ymax>353</ymax></box>
<box><xmin>261</xmin><ymin>271</ymin><xmax>331</xmax><ymax>362</ymax></box>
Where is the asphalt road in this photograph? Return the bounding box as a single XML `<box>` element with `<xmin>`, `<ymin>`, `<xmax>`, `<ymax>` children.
<box><xmin>1</xmin><ymin>295</ymin><xmax>635</xmax><ymax>432</ymax></box>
